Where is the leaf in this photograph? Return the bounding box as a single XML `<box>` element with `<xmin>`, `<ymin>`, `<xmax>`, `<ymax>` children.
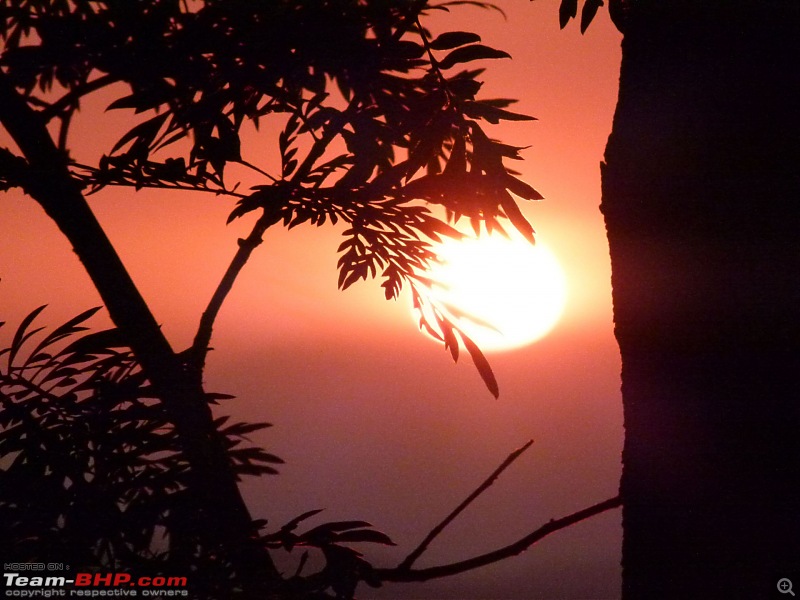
<box><xmin>282</xmin><ymin>158</ymin><xmax>298</xmax><ymax>177</ymax></box>
<box><xmin>500</xmin><ymin>191</ymin><xmax>536</xmax><ymax>244</ymax></box>
<box><xmin>62</xmin><ymin>328</ymin><xmax>126</xmax><ymax>356</ymax></box>
<box><xmin>430</xmin><ymin>31</ymin><xmax>481</xmax><ymax>50</ymax></box>
<box><xmin>581</xmin><ymin>0</ymin><xmax>604</xmax><ymax>33</ymax></box>
<box><xmin>437</xmin><ymin>45</ymin><xmax>511</xmax><ymax>70</ymax></box>
<box><xmin>559</xmin><ymin>0</ymin><xmax>579</xmax><ymax>28</ymax></box>
<box><xmin>110</xmin><ymin>113</ymin><xmax>168</xmax><ymax>156</ymax></box>
<box><xmin>281</xmin><ymin>510</ymin><xmax>325</xmax><ymax>534</ymax></box>
<box><xmin>504</xmin><ymin>174</ymin><xmax>543</xmax><ymax>201</ymax></box>
<box><xmin>447</xmin><ymin>76</ymin><xmax>482</xmax><ymax>99</ymax></box>
<box><xmin>463</xmin><ymin>101</ymin><xmax>536</xmax><ymax>124</ymax></box>
<box><xmin>334</xmin><ymin>529</ymin><xmax>396</xmax><ymax>546</ymax></box>
<box><xmin>105</xmin><ymin>94</ymin><xmax>140</xmax><ymax>112</ymax></box>
<box><xmin>205</xmin><ymin>392</ymin><xmax>236</xmax><ymax>404</ymax></box>
<box><xmin>460</xmin><ymin>332</ymin><xmax>499</xmax><ymax>398</ymax></box>
<box><xmin>441</xmin><ymin>301</ymin><xmax>498</xmax><ymax>331</ymax></box>
<box><xmin>443</xmin><ymin>133</ymin><xmax>467</xmax><ymax>176</ymax></box>
<box><xmin>432</xmin><ymin>310</ymin><xmax>460</xmax><ymax>362</ymax></box>
<box><xmin>8</xmin><ymin>305</ymin><xmax>47</xmax><ymax>368</ymax></box>
<box><xmin>28</xmin><ymin>306</ymin><xmax>102</xmax><ymax>361</ymax></box>
<box><xmin>304</xmin><ymin>521</ymin><xmax>373</xmax><ymax>537</ymax></box>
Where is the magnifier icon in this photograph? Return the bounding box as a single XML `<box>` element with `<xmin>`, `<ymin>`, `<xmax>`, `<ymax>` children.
<box><xmin>778</xmin><ymin>578</ymin><xmax>795</xmax><ymax>596</ymax></box>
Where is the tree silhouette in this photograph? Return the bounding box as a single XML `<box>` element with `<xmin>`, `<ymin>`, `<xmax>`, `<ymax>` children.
<box><xmin>1</xmin><ymin>2</ymin><xmax>619</xmax><ymax>598</ymax></box>
<box><xmin>565</xmin><ymin>0</ymin><xmax>800</xmax><ymax>597</ymax></box>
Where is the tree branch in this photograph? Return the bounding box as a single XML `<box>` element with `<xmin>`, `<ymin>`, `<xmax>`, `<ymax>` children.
<box><xmin>0</xmin><ymin>70</ymin><xmax>281</xmax><ymax>592</ymax></box>
<box><xmin>68</xmin><ymin>163</ymin><xmax>247</xmax><ymax>199</ymax></box>
<box><xmin>190</xmin><ymin>97</ymin><xmax>363</xmax><ymax>365</ymax></box>
<box><xmin>398</xmin><ymin>439</ymin><xmax>534</xmax><ymax>570</ymax></box>
<box><xmin>375</xmin><ymin>495</ymin><xmax>622</xmax><ymax>583</ymax></box>
<box><xmin>191</xmin><ymin>210</ymin><xmax>279</xmax><ymax>367</ymax></box>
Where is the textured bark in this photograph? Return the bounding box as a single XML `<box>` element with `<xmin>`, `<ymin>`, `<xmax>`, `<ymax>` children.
<box><xmin>602</xmin><ymin>2</ymin><xmax>800</xmax><ymax>598</ymax></box>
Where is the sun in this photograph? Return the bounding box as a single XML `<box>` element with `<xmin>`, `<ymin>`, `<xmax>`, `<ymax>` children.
<box><xmin>415</xmin><ymin>231</ymin><xmax>568</xmax><ymax>352</ymax></box>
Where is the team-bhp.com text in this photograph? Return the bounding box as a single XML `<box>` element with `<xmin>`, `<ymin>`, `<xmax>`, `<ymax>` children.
<box><xmin>3</xmin><ymin>573</ymin><xmax>189</xmax><ymax>597</ymax></box>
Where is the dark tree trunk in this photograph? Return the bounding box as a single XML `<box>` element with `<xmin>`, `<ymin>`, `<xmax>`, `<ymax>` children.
<box><xmin>0</xmin><ymin>73</ymin><xmax>279</xmax><ymax>597</ymax></box>
<box><xmin>602</xmin><ymin>1</ymin><xmax>800</xmax><ymax>598</ymax></box>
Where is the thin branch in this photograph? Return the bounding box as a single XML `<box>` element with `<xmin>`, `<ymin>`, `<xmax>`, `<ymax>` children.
<box><xmin>190</xmin><ymin>210</ymin><xmax>279</xmax><ymax>368</ymax></box>
<box><xmin>415</xmin><ymin>16</ymin><xmax>453</xmax><ymax>104</ymax></box>
<box><xmin>398</xmin><ymin>439</ymin><xmax>534</xmax><ymax>570</ymax></box>
<box><xmin>190</xmin><ymin>97</ymin><xmax>363</xmax><ymax>365</ymax></box>
<box><xmin>237</xmin><ymin>158</ymin><xmax>278</xmax><ymax>182</ymax></box>
<box><xmin>82</xmin><ymin>179</ymin><xmax>245</xmax><ymax>198</ymax></box>
<box><xmin>375</xmin><ymin>495</ymin><xmax>622</xmax><ymax>583</ymax></box>
<box><xmin>187</xmin><ymin>1</ymin><xmax>457</xmax><ymax>369</ymax></box>
<box><xmin>68</xmin><ymin>164</ymin><xmax>247</xmax><ymax>199</ymax></box>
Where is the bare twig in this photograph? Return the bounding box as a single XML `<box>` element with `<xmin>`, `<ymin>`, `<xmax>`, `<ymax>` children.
<box><xmin>398</xmin><ymin>439</ymin><xmax>534</xmax><ymax>570</ymax></box>
<box><xmin>237</xmin><ymin>159</ymin><xmax>278</xmax><ymax>182</ymax></box>
<box><xmin>376</xmin><ymin>495</ymin><xmax>622</xmax><ymax>583</ymax></box>
<box><xmin>190</xmin><ymin>210</ymin><xmax>279</xmax><ymax>368</ymax></box>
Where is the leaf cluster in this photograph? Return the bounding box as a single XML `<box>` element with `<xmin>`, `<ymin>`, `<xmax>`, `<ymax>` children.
<box><xmin>1</xmin><ymin>0</ymin><xmax>543</xmax><ymax>394</ymax></box>
<box><xmin>260</xmin><ymin>509</ymin><xmax>395</xmax><ymax>599</ymax></box>
<box><xmin>558</xmin><ymin>0</ymin><xmax>606</xmax><ymax>32</ymax></box>
<box><xmin>0</xmin><ymin>308</ymin><xmax>415</xmax><ymax>599</ymax></box>
<box><xmin>0</xmin><ymin>307</ymin><xmax>280</xmax><ymax>587</ymax></box>
<box><xmin>0</xmin><ymin>304</ymin><xmax>621</xmax><ymax>599</ymax></box>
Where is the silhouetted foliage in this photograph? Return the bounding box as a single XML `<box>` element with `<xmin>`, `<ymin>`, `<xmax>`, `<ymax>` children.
<box><xmin>0</xmin><ymin>307</ymin><xmax>406</xmax><ymax>598</ymax></box>
<box><xmin>0</xmin><ymin>0</ymin><xmax>543</xmax><ymax>394</ymax></box>
<box><xmin>0</xmin><ymin>1</ymin><xmax>620</xmax><ymax>598</ymax></box>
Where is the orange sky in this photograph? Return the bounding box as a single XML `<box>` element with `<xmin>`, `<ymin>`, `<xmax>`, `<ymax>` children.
<box><xmin>0</xmin><ymin>2</ymin><xmax>623</xmax><ymax>597</ymax></box>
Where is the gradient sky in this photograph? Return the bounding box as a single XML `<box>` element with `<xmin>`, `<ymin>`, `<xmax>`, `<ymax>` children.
<box><xmin>0</xmin><ymin>2</ymin><xmax>623</xmax><ymax>598</ymax></box>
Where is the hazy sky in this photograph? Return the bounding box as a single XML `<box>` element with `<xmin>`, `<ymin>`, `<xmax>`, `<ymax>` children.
<box><xmin>0</xmin><ymin>2</ymin><xmax>623</xmax><ymax>598</ymax></box>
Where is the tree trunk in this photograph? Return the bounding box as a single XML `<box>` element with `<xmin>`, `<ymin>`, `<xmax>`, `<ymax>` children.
<box><xmin>602</xmin><ymin>1</ymin><xmax>800</xmax><ymax>598</ymax></box>
<box><xmin>0</xmin><ymin>73</ymin><xmax>279</xmax><ymax>597</ymax></box>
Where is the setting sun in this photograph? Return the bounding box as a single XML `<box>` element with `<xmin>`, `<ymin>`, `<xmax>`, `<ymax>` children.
<box><xmin>416</xmin><ymin>231</ymin><xmax>568</xmax><ymax>351</ymax></box>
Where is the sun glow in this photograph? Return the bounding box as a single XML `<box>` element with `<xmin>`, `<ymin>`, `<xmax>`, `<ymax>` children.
<box><xmin>416</xmin><ymin>231</ymin><xmax>568</xmax><ymax>352</ymax></box>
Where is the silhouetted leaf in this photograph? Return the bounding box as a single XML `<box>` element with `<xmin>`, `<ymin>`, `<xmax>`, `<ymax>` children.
<box><xmin>304</xmin><ymin>520</ymin><xmax>373</xmax><ymax>537</ymax></box>
<box><xmin>437</xmin><ymin>44</ymin><xmax>511</xmax><ymax>70</ymax></box>
<box><xmin>334</xmin><ymin>528</ymin><xmax>396</xmax><ymax>546</ymax></box>
<box><xmin>581</xmin><ymin>0</ymin><xmax>604</xmax><ymax>33</ymax></box>
<box><xmin>8</xmin><ymin>304</ymin><xmax>47</xmax><ymax>368</ymax></box>
<box><xmin>448</xmin><ymin>76</ymin><xmax>483</xmax><ymax>98</ymax></box>
<box><xmin>560</xmin><ymin>0</ymin><xmax>579</xmax><ymax>28</ymax></box>
<box><xmin>443</xmin><ymin>133</ymin><xmax>467</xmax><ymax>176</ymax></box>
<box><xmin>500</xmin><ymin>190</ymin><xmax>536</xmax><ymax>244</ymax></box>
<box><xmin>461</xmin><ymin>332</ymin><xmax>499</xmax><ymax>398</ymax></box>
<box><xmin>110</xmin><ymin>113</ymin><xmax>168</xmax><ymax>156</ymax></box>
<box><xmin>205</xmin><ymin>392</ymin><xmax>236</xmax><ymax>404</ymax></box>
<box><xmin>463</xmin><ymin>100</ymin><xmax>535</xmax><ymax>124</ymax></box>
<box><xmin>430</xmin><ymin>31</ymin><xmax>481</xmax><ymax>50</ymax></box>
<box><xmin>503</xmin><ymin>174</ymin><xmax>543</xmax><ymax>201</ymax></box>
<box><xmin>280</xmin><ymin>510</ymin><xmax>325</xmax><ymax>534</ymax></box>
<box><xmin>28</xmin><ymin>306</ymin><xmax>102</xmax><ymax>361</ymax></box>
<box><xmin>62</xmin><ymin>328</ymin><xmax>126</xmax><ymax>356</ymax></box>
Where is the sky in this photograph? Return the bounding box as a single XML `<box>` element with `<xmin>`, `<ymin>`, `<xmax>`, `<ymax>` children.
<box><xmin>0</xmin><ymin>2</ymin><xmax>623</xmax><ymax>598</ymax></box>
